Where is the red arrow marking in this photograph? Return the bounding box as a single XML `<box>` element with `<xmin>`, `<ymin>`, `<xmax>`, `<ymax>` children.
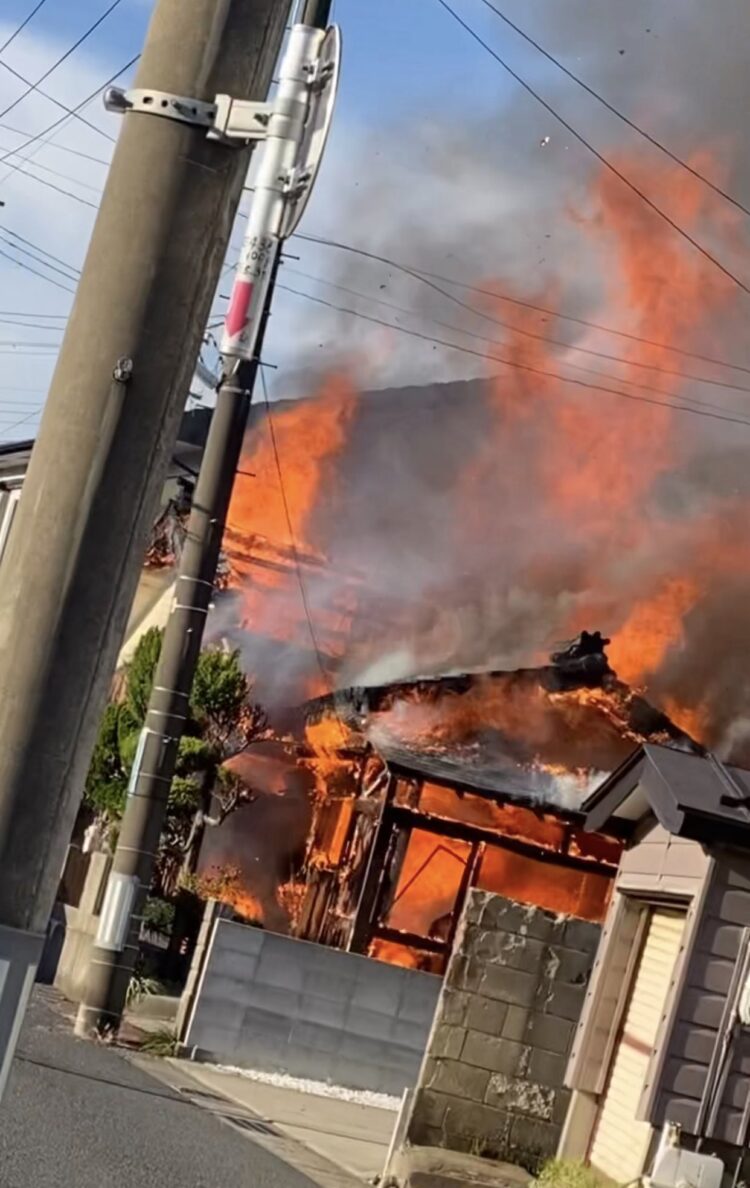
<box><xmin>225</xmin><ymin>279</ymin><xmax>254</xmax><ymax>339</ymax></box>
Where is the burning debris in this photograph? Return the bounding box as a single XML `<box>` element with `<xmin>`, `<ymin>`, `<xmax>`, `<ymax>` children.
<box><xmin>144</xmin><ymin>478</ymin><xmax>193</xmax><ymax>569</ymax></box>
<box><xmin>193</xmin><ymin>628</ymin><xmax>699</xmax><ymax>963</ymax></box>
<box><xmin>306</xmin><ymin>630</ymin><xmax>699</xmax><ymax>808</ymax></box>
<box><xmin>145</xmin><ymin>477</ymin><xmax>230</xmax><ymax>587</ymax></box>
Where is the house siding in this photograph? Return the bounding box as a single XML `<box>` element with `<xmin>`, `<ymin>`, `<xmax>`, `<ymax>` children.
<box><xmin>652</xmin><ymin>848</ymin><xmax>750</xmax><ymax>1145</ymax></box>
<box><xmin>567</xmin><ymin>822</ymin><xmax>709</xmax><ymax>1099</ymax></box>
<box><xmin>617</xmin><ymin>824</ymin><xmax>710</xmax><ymax>895</ymax></box>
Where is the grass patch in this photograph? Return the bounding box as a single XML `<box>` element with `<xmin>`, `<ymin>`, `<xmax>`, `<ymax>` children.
<box><xmin>536</xmin><ymin>1159</ymin><xmax>612</xmax><ymax>1188</ymax></box>
<box><xmin>138</xmin><ymin>1027</ymin><xmax>179</xmax><ymax>1057</ymax></box>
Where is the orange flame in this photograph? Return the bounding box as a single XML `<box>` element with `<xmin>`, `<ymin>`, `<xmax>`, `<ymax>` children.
<box><xmin>607</xmin><ymin>577</ymin><xmax>700</xmax><ymax>686</ymax></box>
<box><xmin>224</xmin><ymin>374</ymin><xmax>357</xmax><ymax>695</ymax></box>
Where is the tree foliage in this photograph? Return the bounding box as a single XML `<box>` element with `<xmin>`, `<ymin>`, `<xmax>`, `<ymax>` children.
<box><xmin>83</xmin><ymin>628</ymin><xmax>268</xmax><ymax>892</ymax></box>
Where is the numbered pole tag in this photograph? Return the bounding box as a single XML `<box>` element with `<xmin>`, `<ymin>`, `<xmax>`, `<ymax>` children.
<box><xmin>221</xmin><ymin>234</ymin><xmax>279</xmax><ymax>360</ymax></box>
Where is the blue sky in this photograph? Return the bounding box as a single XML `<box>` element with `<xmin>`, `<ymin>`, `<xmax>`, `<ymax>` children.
<box><xmin>0</xmin><ymin>0</ymin><xmax>519</xmax><ymax>434</ymax></box>
<box><xmin>1</xmin><ymin>0</ymin><xmax>518</xmax><ymax>118</ymax></box>
<box><xmin>0</xmin><ymin>0</ymin><xmax>531</xmax><ymax>435</ymax></box>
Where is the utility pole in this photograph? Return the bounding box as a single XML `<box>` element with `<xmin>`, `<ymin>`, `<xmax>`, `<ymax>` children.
<box><xmin>0</xmin><ymin>0</ymin><xmax>288</xmax><ymax>1097</ymax></box>
<box><xmin>76</xmin><ymin>0</ymin><xmax>338</xmax><ymax>1037</ymax></box>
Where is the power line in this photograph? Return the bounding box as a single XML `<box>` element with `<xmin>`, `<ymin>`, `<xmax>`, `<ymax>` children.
<box><xmin>0</xmin><ymin>60</ymin><xmax>115</xmax><ymax>149</ymax></box>
<box><xmin>0</xmin><ymin>54</ymin><xmax>138</xmax><ymax>170</ymax></box>
<box><xmin>0</xmin><ymin>0</ymin><xmax>126</xmax><ymax>121</ymax></box>
<box><xmin>0</xmin><ymin>226</ymin><xmax>81</xmax><ymax>278</ymax></box>
<box><xmin>0</xmin><ymin>121</ymin><xmax>110</xmax><ymax>166</ymax></box>
<box><xmin>277</xmin><ymin>267</ymin><xmax>750</xmax><ymax>417</ymax></box>
<box><xmin>276</xmin><ymin>282</ymin><xmax>750</xmax><ymax>430</ymax></box>
<box><xmin>0</xmin><ymin>139</ymin><xmax>102</xmax><ymax>191</ymax></box>
<box><xmin>0</xmin><ymin>317</ymin><xmax>66</xmax><ymax>329</ymax></box>
<box><xmin>294</xmin><ymin>230</ymin><xmax>750</xmax><ymax>380</ymax></box>
<box><xmin>0</xmin><ymin>338</ymin><xmax>60</xmax><ymax>345</ymax></box>
<box><xmin>288</xmin><ymin>245</ymin><xmax>750</xmax><ymax>398</ymax></box>
<box><xmin>258</xmin><ymin>365</ymin><xmax>349</xmax><ymax>744</ymax></box>
<box><xmin>477</xmin><ymin>0</ymin><xmax>750</xmax><ymax>221</ymax></box>
<box><xmin>0</xmin><ymin>248</ymin><xmax>77</xmax><ymax>293</ymax></box>
<box><xmin>0</xmin><ymin>152</ymin><xmax>99</xmax><ymax>207</ymax></box>
<box><xmin>0</xmin><ymin>235</ymin><xmax>80</xmax><ymax>284</ymax></box>
<box><xmin>435</xmin><ymin>0</ymin><xmax>750</xmax><ymax>297</ymax></box>
<box><xmin>0</xmin><ymin>406</ymin><xmax>42</xmax><ymax>440</ymax></box>
<box><xmin>0</xmin><ymin>0</ymin><xmax>50</xmax><ymax>55</ymax></box>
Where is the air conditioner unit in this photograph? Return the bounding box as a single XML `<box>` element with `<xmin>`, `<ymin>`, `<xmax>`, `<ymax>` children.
<box><xmin>645</xmin><ymin>1124</ymin><xmax>724</xmax><ymax>1188</ymax></box>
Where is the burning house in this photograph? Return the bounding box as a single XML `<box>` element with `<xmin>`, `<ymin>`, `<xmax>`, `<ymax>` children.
<box><xmin>195</xmin><ymin>621</ymin><xmax>700</xmax><ymax>974</ymax></box>
<box><xmin>281</xmin><ymin>631</ymin><xmax>698</xmax><ymax>971</ymax></box>
<box><xmin>187</xmin><ymin>135</ymin><xmax>750</xmax><ymax>975</ymax></box>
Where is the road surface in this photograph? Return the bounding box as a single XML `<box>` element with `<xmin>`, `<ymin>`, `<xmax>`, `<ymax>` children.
<box><xmin>0</xmin><ymin>989</ymin><xmax>318</xmax><ymax>1188</ymax></box>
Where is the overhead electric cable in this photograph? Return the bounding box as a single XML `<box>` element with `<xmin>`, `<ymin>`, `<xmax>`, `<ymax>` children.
<box><xmin>285</xmin><ymin>253</ymin><xmax>750</xmax><ymax>397</ymax></box>
<box><xmin>0</xmin><ymin>0</ymin><xmax>50</xmax><ymax>55</ymax></box>
<box><xmin>0</xmin><ymin>0</ymin><xmax>126</xmax><ymax>121</ymax></box>
<box><xmin>277</xmin><ymin>282</ymin><xmax>750</xmax><ymax>429</ymax></box>
<box><xmin>277</xmin><ymin>267</ymin><xmax>750</xmax><ymax>416</ymax></box>
<box><xmin>477</xmin><ymin>0</ymin><xmax>750</xmax><ymax>219</ymax></box>
<box><xmin>258</xmin><ymin>364</ymin><xmax>349</xmax><ymax>745</ymax></box>
<box><xmin>0</xmin><ymin>121</ymin><xmax>109</xmax><ymax>166</ymax></box>
<box><xmin>0</xmin><ymin>141</ymin><xmax>101</xmax><ymax>192</ymax></box>
<box><xmin>0</xmin><ymin>226</ymin><xmax>81</xmax><ymax>277</ymax></box>
<box><xmin>294</xmin><ymin>230</ymin><xmax>750</xmax><ymax>380</ymax></box>
<box><xmin>0</xmin><ymin>54</ymin><xmax>139</xmax><ymax>169</ymax></box>
<box><xmin>435</xmin><ymin>0</ymin><xmax>750</xmax><ymax>297</ymax></box>
<box><xmin>0</xmin><ymin>247</ymin><xmax>77</xmax><ymax>293</ymax></box>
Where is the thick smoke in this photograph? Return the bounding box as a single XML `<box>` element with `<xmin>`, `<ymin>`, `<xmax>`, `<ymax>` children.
<box><xmin>212</xmin><ymin>0</ymin><xmax>750</xmax><ymax>762</ymax></box>
<box><xmin>280</xmin><ymin>0</ymin><xmax>750</xmax><ymax>392</ymax></box>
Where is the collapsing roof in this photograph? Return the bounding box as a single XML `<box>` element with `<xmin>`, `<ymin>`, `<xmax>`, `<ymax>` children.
<box><xmin>306</xmin><ymin>633</ymin><xmax>701</xmax><ymax>808</ymax></box>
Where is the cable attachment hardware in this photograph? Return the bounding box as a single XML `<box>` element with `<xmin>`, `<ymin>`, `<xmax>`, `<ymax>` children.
<box><xmin>103</xmin><ymin>87</ymin><xmax>217</xmax><ymax>129</ymax></box>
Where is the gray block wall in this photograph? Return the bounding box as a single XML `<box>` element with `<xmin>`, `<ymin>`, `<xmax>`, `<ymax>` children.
<box><xmin>405</xmin><ymin>891</ymin><xmax>601</xmax><ymax>1174</ymax></box>
<box><xmin>183</xmin><ymin>921</ymin><xmax>441</xmax><ymax>1095</ymax></box>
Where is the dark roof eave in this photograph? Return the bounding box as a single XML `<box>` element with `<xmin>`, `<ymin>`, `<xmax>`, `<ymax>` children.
<box><xmin>581</xmin><ymin>747</ymin><xmax>647</xmax><ymax>832</ymax></box>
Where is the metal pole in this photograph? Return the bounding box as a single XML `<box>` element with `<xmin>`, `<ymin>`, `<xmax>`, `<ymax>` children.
<box><xmin>76</xmin><ymin>0</ymin><xmax>334</xmax><ymax>1037</ymax></box>
<box><xmin>300</xmin><ymin>0</ymin><xmax>334</xmax><ymax>25</ymax></box>
<box><xmin>0</xmin><ymin>0</ymin><xmax>288</xmax><ymax>1091</ymax></box>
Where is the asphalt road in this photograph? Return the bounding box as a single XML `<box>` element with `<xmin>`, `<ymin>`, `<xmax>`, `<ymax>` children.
<box><xmin>0</xmin><ymin>989</ymin><xmax>318</xmax><ymax>1188</ymax></box>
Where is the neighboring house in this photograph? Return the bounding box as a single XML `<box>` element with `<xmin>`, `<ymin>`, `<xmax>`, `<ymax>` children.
<box><xmin>0</xmin><ymin>439</ymin><xmax>29</xmax><ymax>562</ymax></box>
<box><xmin>561</xmin><ymin>744</ymin><xmax>750</xmax><ymax>1184</ymax></box>
<box><xmin>0</xmin><ymin>407</ymin><xmax>211</xmax><ymax>668</ymax></box>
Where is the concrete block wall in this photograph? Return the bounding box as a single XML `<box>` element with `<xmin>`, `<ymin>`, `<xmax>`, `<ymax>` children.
<box><xmin>405</xmin><ymin>891</ymin><xmax>601</xmax><ymax>1174</ymax></box>
<box><xmin>182</xmin><ymin>921</ymin><xmax>441</xmax><ymax>1095</ymax></box>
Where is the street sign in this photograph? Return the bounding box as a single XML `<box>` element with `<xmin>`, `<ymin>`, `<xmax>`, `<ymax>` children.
<box><xmin>280</xmin><ymin>24</ymin><xmax>342</xmax><ymax>239</ymax></box>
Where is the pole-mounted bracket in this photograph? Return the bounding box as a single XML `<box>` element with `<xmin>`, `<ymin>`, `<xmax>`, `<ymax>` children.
<box><xmin>103</xmin><ymin>86</ymin><xmax>218</xmax><ymax>129</ymax></box>
<box><xmin>209</xmin><ymin>94</ymin><xmax>305</xmax><ymax>145</ymax></box>
<box><xmin>103</xmin><ymin>84</ymin><xmax>280</xmax><ymax>144</ymax></box>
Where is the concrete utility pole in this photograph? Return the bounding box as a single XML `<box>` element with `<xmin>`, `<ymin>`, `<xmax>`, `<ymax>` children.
<box><xmin>76</xmin><ymin>0</ymin><xmax>337</xmax><ymax>1037</ymax></box>
<box><xmin>0</xmin><ymin>0</ymin><xmax>288</xmax><ymax>1096</ymax></box>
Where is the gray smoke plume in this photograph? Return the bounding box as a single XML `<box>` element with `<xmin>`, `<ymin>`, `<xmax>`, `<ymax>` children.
<box><xmin>209</xmin><ymin>0</ymin><xmax>750</xmax><ymax>762</ymax></box>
